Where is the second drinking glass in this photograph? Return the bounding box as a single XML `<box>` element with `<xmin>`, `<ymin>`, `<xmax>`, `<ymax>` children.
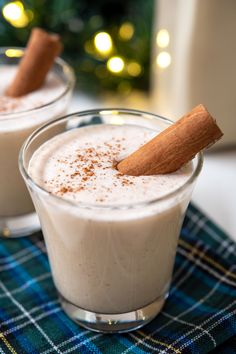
<box><xmin>0</xmin><ymin>48</ymin><xmax>75</xmax><ymax>237</ymax></box>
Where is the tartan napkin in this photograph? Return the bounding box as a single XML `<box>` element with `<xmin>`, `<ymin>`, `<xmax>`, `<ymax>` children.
<box><xmin>0</xmin><ymin>203</ymin><xmax>235</xmax><ymax>354</ymax></box>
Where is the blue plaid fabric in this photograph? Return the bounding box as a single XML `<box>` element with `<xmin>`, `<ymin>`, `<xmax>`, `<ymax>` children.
<box><xmin>0</xmin><ymin>203</ymin><xmax>235</xmax><ymax>353</ymax></box>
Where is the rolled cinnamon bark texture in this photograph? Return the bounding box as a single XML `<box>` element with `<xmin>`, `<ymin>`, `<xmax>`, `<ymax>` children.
<box><xmin>117</xmin><ymin>104</ymin><xmax>223</xmax><ymax>176</ymax></box>
<box><xmin>6</xmin><ymin>28</ymin><xmax>63</xmax><ymax>97</ymax></box>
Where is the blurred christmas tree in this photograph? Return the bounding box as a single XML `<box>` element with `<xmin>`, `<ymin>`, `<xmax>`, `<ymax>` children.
<box><xmin>0</xmin><ymin>0</ymin><xmax>154</xmax><ymax>95</ymax></box>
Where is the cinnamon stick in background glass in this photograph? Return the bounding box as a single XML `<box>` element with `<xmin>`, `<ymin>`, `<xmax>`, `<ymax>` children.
<box><xmin>6</xmin><ymin>27</ymin><xmax>63</xmax><ymax>97</ymax></box>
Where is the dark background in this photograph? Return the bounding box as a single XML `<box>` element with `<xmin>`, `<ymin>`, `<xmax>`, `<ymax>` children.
<box><xmin>0</xmin><ymin>0</ymin><xmax>154</xmax><ymax>95</ymax></box>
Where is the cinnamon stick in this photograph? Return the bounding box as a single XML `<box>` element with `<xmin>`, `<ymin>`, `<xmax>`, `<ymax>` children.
<box><xmin>6</xmin><ymin>28</ymin><xmax>63</xmax><ymax>97</ymax></box>
<box><xmin>117</xmin><ymin>104</ymin><xmax>223</xmax><ymax>176</ymax></box>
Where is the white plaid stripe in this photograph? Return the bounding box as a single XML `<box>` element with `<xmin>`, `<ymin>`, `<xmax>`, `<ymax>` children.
<box><xmin>203</xmin><ymin>223</ymin><xmax>236</xmax><ymax>258</ymax></box>
<box><xmin>187</xmin><ymin>209</ymin><xmax>233</xmax><ymax>253</ymax></box>
<box><xmin>217</xmin><ymin>240</ymin><xmax>236</xmax><ymax>259</ymax></box>
<box><xmin>1</xmin><ymin>307</ymin><xmax>61</xmax><ymax>337</ymax></box>
<box><xmin>172</xmin><ymin>240</ymin><xmax>202</xmax><ymax>282</ymax></box>
<box><xmin>0</xmin><ymin>346</ymin><xmax>6</xmax><ymax>354</ymax></box>
<box><xmin>61</xmin><ymin>334</ymin><xmax>101</xmax><ymax>354</ymax></box>
<box><xmin>41</xmin><ymin>332</ymin><xmax>91</xmax><ymax>354</ymax></box>
<box><xmin>0</xmin><ymin>300</ymin><xmax>59</xmax><ymax>328</ymax></box>
<box><xmin>224</xmin><ymin>244</ymin><xmax>236</xmax><ymax>259</ymax></box>
<box><xmin>189</xmin><ymin>215</ymin><xmax>207</xmax><ymax>238</ymax></box>
<box><xmin>0</xmin><ymin>240</ymin><xmax>45</xmax><ymax>265</ymax></box>
<box><xmin>178</xmin><ymin>247</ymin><xmax>236</xmax><ymax>287</ymax></box>
<box><xmin>217</xmin><ymin>239</ymin><xmax>232</xmax><ymax>254</ymax></box>
<box><xmin>159</xmin><ymin>266</ymin><xmax>236</xmax><ymax>353</ymax></box>
<box><xmin>0</xmin><ymin>344</ymin><xmax>5</xmax><ymax>354</ymax></box>
<box><xmin>179</xmin><ymin>300</ymin><xmax>236</xmax><ymax>351</ymax></box>
<box><xmin>128</xmin><ymin>333</ymin><xmax>164</xmax><ymax>353</ymax></box>
<box><xmin>172</xmin><ymin>243</ymin><xmax>209</xmax><ymax>292</ymax></box>
<box><xmin>0</xmin><ymin>281</ymin><xmax>61</xmax><ymax>353</ymax></box>
<box><xmin>162</xmin><ymin>312</ymin><xmax>216</xmax><ymax>347</ymax></box>
<box><xmin>0</xmin><ymin>248</ymin><xmax>44</xmax><ymax>272</ymax></box>
<box><xmin>0</xmin><ymin>272</ymin><xmax>51</xmax><ymax>299</ymax></box>
<box><xmin>185</xmin><ymin>209</ymin><xmax>202</xmax><ymax>232</ymax></box>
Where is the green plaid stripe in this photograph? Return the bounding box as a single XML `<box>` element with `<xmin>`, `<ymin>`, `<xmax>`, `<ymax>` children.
<box><xmin>0</xmin><ymin>203</ymin><xmax>235</xmax><ymax>353</ymax></box>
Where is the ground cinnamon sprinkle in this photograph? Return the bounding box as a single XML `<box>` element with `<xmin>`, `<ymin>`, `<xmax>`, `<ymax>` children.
<box><xmin>41</xmin><ymin>128</ymin><xmax>169</xmax><ymax>203</ymax></box>
<box><xmin>45</xmin><ymin>137</ymin><xmax>131</xmax><ymax>198</ymax></box>
<box><xmin>0</xmin><ymin>96</ymin><xmax>24</xmax><ymax>113</ymax></box>
<box><xmin>71</xmin><ymin>172</ymin><xmax>80</xmax><ymax>178</ymax></box>
<box><xmin>58</xmin><ymin>186</ymin><xmax>69</xmax><ymax>194</ymax></box>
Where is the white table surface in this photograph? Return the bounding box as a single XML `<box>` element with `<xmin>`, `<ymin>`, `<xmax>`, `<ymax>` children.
<box><xmin>192</xmin><ymin>149</ymin><xmax>236</xmax><ymax>241</ymax></box>
<box><xmin>69</xmin><ymin>92</ymin><xmax>236</xmax><ymax>241</ymax></box>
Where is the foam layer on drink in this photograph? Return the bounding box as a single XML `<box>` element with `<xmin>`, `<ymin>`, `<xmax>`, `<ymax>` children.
<box><xmin>0</xmin><ymin>65</ymin><xmax>65</xmax><ymax>115</ymax></box>
<box><xmin>29</xmin><ymin>124</ymin><xmax>193</xmax><ymax>205</ymax></box>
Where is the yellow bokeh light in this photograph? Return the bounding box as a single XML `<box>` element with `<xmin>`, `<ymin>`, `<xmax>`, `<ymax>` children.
<box><xmin>5</xmin><ymin>49</ymin><xmax>23</xmax><ymax>57</ymax></box>
<box><xmin>156</xmin><ymin>51</ymin><xmax>171</xmax><ymax>68</ymax></box>
<box><xmin>11</xmin><ymin>12</ymin><xmax>29</xmax><ymax>27</ymax></box>
<box><xmin>107</xmin><ymin>57</ymin><xmax>124</xmax><ymax>73</ymax></box>
<box><xmin>2</xmin><ymin>1</ymin><xmax>32</xmax><ymax>28</ymax></box>
<box><xmin>156</xmin><ymin>29</ymin><xmax>170</xmax><ymax>48</ymax></box>
<box><xmin>127</xmin><ymin>62</ymin><xmax>142</xmax><ymax>77</ymax></box>
<box><xmin>94</xmin><ymin>32</ymin><xmax>113</xmax><ymax>55</ymax></box>
<box><xmin>119</xmin><ymin>22</ymin><xmax>134</xmax><ymax>40</ymax></box>
<box><xmin>2</xmin><ymin>1</ymin><xmax>23</xmax><ymax>21</ymax></box>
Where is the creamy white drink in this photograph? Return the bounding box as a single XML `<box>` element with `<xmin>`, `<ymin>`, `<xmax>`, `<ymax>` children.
<box><xmin>0</xmin><ymin>60</ymin><xmax>74</xmax><ymax>232</ymax></box>
<box><xmin>28</xmin><ymin>124</ymin><xmax>194</xmax><ymax>315</ymax></box>
<box><xmin>0</xmin><ymin>66</ymin><xmax>65</xmax><ymax>113</ymax></box>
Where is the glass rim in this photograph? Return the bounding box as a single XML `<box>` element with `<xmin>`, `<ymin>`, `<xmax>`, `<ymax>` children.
<box><xmin>0</xmin><ymin>47</ymin><xmax>75</xmax><ymax>119</ymax></box>
<box><xmin>19</xmin><ymin>108</ymin><xmax>204</xmax><ymax>210</ymax></box>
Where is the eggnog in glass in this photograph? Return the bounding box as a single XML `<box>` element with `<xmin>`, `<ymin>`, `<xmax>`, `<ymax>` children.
<box><xmin>0</xmin><ymin>48</ymin><xmax>75</xmax><ymax>237</ymax></box>
<box><xmin>19</xmin><ymin>109</ymin><xmax>203</xmax><ymax>332</ymax></box>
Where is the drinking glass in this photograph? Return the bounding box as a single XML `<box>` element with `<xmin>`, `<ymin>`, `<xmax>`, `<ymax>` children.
<box><xmin>0</xmin><ymin>47</ymin><xmax>75</xmax><ymax>237</ymax></box>
<box><xmin>19</xmin><ymin>109</ymin><xmax>203</xmax><ymax>332</ymax></box>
